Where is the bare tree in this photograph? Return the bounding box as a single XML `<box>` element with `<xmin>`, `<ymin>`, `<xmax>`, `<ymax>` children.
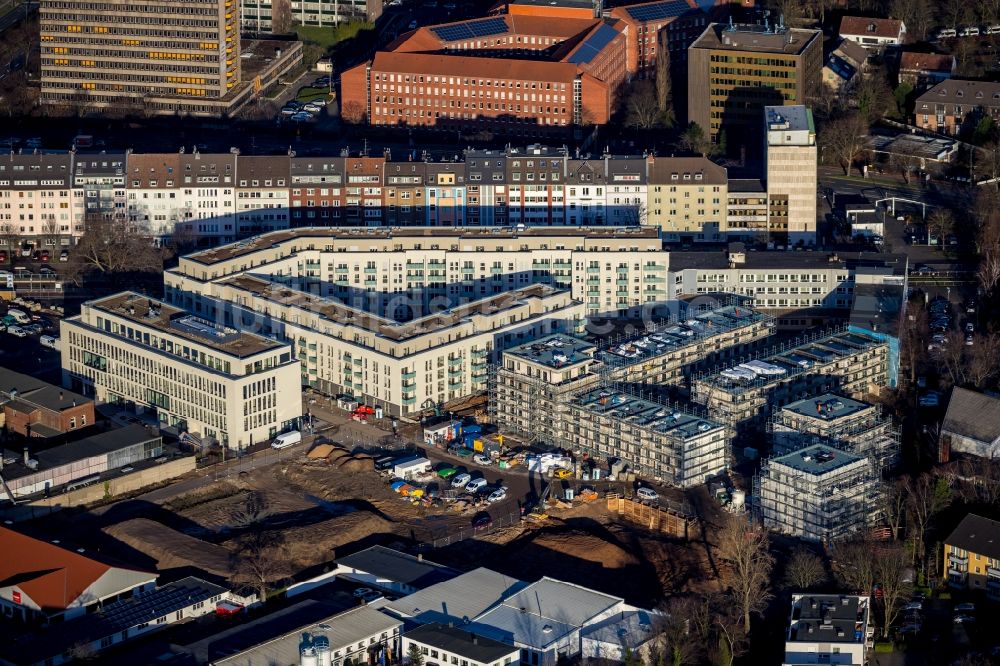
<box><xmin>654</xmin><ymin>597</ymin><xmax>700</xmax><ymax>666</ymax></box>
<box><xmin>874</xmin><ymin>542</ymin><xmax>912</xmax><ymax>638</ymax></box>
<box><xmin>717</xmin><ymin>516</ymin><xmax>774</xmax><ymax>631</ymax></box>
<box><xmin>834</xmin><ymin>538</ymin><xmax>878</xmax><ymax>595</ymax></box>
<box><xmin>0</xmin><ymin>221</ymin><xmax>20</xmax><ymax>253</ymax></box>
<box><xmin>927</xmin><ymin>208</ymin><xmax>955</xmax><ymax>241</ymax></box>
<box><xmin>63</xmin><ymin>215</ymin><xmax>164</xmax><ymax>286</ymax></box>
<box><xmin>820</xmin><ymin>113</ymin><xmax>867</xmax><ymax>175</ymax></box>
<box><xmin>654</xmin><ymin>31</ymin><xmax>673</xmax><ymax>124</ymax></box>
<box><xmin>951</xmin><ymin>458</ymin><xmax>1000</xmax><ymax>505</ymax></box>
<box><xmin>230</xmin><ymin>531</ymin><xmax>289</xmax><ymax>603</ymax></box>
<box><xmin>676</xmin><ymin>122</ymin><xmax>712</xmax><ymax>157</ymax></box>
<box><xmin>965</xmin><ymin>331</ymin><xmax>1000</xmax><ymax>388</ymax></box>
<box><xmin>785</xmin><ymin>547</ymin><xmax>827</xmax><ymax>590</ymax></box>
<box><xmin>899</xmin><ymin>299</ymin><xmax>929</xmax><ymax>386</ymax></box>
<box><xmin>883</xmin><ymin>479</ymin><xmax>907</xmax><ymax>542</ymax></box>
<box><xmin>625</xmin><ymin>81</ymin><xmax>662</xmax><ymax>130</ymax></box>
<box><xmin>341</xmin><ymin>100</ymin><xmax>367</xmax><ymax>125</ymax></box>
<box><xmin>903</xmin><ymin>473</ymin><xmax>952</xmax><ymax>573</ymax></box>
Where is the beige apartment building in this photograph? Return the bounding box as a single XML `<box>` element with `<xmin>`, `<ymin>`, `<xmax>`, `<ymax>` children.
<box><xmin>39</xmin><ymin>0</ymin><xmax>239</xmax><ymax>113</ymax></box>
<box><xmin>646</xmin><ymin>157</ymin><xmax>728</xmax><ymax>243</ymax></box>
<box><xmin>60</xmin><ymin>292</ymin><xmax>301</xmax><ymax>449</ymax></box>
<box><xmin>165</xmin><ymin>227</ymin><xmax>670</xmax><ymax>318</ymax></box>
<box><xmin>764</xmin><ymin>105</ymin><xmax>818</xmax><ymax>244</ymax></box>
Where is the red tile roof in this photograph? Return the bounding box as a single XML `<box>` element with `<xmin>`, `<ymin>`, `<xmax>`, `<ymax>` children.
<box><xmin>372</xmin><ymin>51</ymin><xmax>579</xmax><ymax>81</ymax></box>
<box><xmin>899</xmin><ymin>52</ymin><xmax>955</xmax><ymax>74</ymax></box>
<box><xmin>0</xmin><ymin>526</ymin><xmax>151</xmax><ymax>612</ymax></box>
<box><xmin>839</xmin><ymin>16</ymin><xmax>904</xmax><ymax>40</ymax></box>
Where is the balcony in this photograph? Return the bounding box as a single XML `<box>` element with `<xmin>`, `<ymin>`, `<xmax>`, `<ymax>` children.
<box><xmin>364</xmin><ymin>267</ymin><xmax>377</xmax><ymax>274</ymax></box>
<box><xmin>586</xmin><ymin>266</ymin><xmax>601</xmax><ymax>274</ymax></box>
<box><xmin>616</xmin><ymin>278</ymin><xmax>629</xmax><ymax>286</ymax></box>
<box><xmin>403</xmin><ymin>395</ymin><xmax>417</xmax><ymax>406</ymax></box>
<box><xmin>472</xmin><ymin>348</ymin><xmax>488</xmax><ymax>358</ymax></box>
<box><xmin>949</xmin><ymin>553</ymin><xmax>969</xmax><ymax>565</ymax></box>
<box><xmin>448</xmin><ymin>378</ymin><xmax>465</xmax><ymax>388</ymax></box>
<box><xmin>586</xmin><ymin>277</ymin><xmax>600</xmax><ymax>285</ymax></box>
<box><xmin>402</xmin><ymin>370</ymin><xmax>417</xmax><ymax>379</ymax></box>
<box><xmin>644</xmin><ymin>263</ymin><xmax>666</xmax><ymax>271</ymax></box>
<box><xmin>448</xmin><ymin>357</ymin><xmax>463</xmax><ymax>367</ymax></box>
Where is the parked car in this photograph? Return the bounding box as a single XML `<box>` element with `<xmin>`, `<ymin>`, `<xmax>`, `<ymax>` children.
<box><xmin>303</xmin><ymin>103</ymin><xmax>322</xmax><ymax>114</ymax></box>
<box><xmin>552</xmin><ymin>467</ymin><xmax>572</xmax><ymax>479</ymax></box>
<box><xmin>6</xmin><ymin>326</ymin><xmax>25</xmax><ymax>337</ymax></box>
<box><xmin>120</xmin><ymin>466</ymin><xmax>134</xmax><ymax>473</ymax></box>
<box><xmin>466</xmin><ymin>477</ymin><xmax>488</xmax><ymax>493</ymax></box>
<box><xmin>358</xmin><ymin>589</ymin><xmax>382</xmax><ymax>603</ymax></box>
<box><xmin>955</xmin><ymin>603</ymin><xmax>976</xmax><ymax>613</ymax></box>
<box><xmin>59</xmin><ymin>250</ymin><xmax>69</xmax><ymax>262</ymax></box>
<box><xmin>472</xmin><ymin>453</ymin><xmax>491</xmax><ymax>466</ymax></box>
<box><xmin>436</xmin><ymin>466</ymin><xmax>457</xmax><ymax>479</ymax></box>
<box><xmin>352</xmin><ymin>587</ymin><xmax>375</xmax><ymax>599</ymax></box>
<box><xmin>904</xmin><ymin>601</ymin><xmax>923</xmax><ymax>611</ymax></box>
<box><xmin>0</xmin><ymin>251</ymin><xmax>7</xmax><ymax>262</ymax></box>
<box><xmin>280</xmin><ymin>106</ymin><xmax>298</xmax><ymax>116</ymax></box>
<box><xmin>965</xmin><ymin>322</ymin><xmax>975</xmax><ymax>333</ymax></box>
<box><xmin>472</xmin><ymin>513</ymin><xmax>492</xmax><ymax>530</ymax></box>
<box><xmin>954</xmin><ymin>614</ymin><xmax>975</xmax><ymax>624</ymax></box>
<box><xmin>966</xmin><ymin>334</ymin><xmax>975</xmax><ymax>346</ymax></box>
<box><xmin>451</xmin><ymin>473</ymin><xmax>471</xmax><ymax>488</ymax></box>
<box><xmin>636</xmin><ymin>487</ymin><xmax>658</xmax><ymax>502</ymax></box>
<box><xmin>487</xmin><ymin>487</ymin><xmax>508</xmax><ymax>503</ymax></box>
<box><xmin>918</xmin><ymin>392</ymin><xmax>940</xmax><ymax>407</ymax></box>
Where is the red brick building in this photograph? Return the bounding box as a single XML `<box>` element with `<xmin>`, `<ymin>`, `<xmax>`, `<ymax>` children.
<box><xmin>0</xmin><ymin>368</ymin><xmax>94</xmax><ymax>439</ymax></box>
<box><xmin>340</xmin><ymin>8</ymin><xmax>628</xmax><ymax>136</ymax></box>
<box><xmin>609</xmin><ymin>0</ymin><xmax>707</xmax><ymax>78</ymax></box>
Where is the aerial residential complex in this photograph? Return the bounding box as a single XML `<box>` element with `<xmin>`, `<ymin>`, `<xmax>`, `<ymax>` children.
<box><xmin>688</xmin><ymin>22</ymin><xmax>823</xmax><ymax>147</ymax></box>
<box><xmin>60</xmin><ymin>292</ymin><xmax>302</xmax><ymax>449</ymax></box>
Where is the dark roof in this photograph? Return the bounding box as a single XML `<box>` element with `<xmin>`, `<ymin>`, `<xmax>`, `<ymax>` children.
<box><xmin>336</xmin><ymin>546</ymin><xmax>458</xmax><ymax>589</ymax></box>
<box><xmin>945</xmin><ymin>514</ymin><xmax>1000</xmax><ymax>561</ymax></box>
<box><xmin>0</xmin><ymin>577</ymin><xmax>226</xmax><ymax>664</ymax></box>
<box><xmin>404</xmin><ymin>624</ymin><xmax>517</xmax><ymax>662</ymax></box>
<box><xmin>917</xmin><ymin>80</ymin><xmax>1000</xmax><ymax>107</ymax></box>
<box><xmin>727</xmin><ymin>178</ymin><xmax>765</xmax><ymax>193</ymax></box>
<box><xmin>0</xmin><ymin>366</ymin><xmax>90</xmax><ymax>413</ymax></box>
<box><xmin>942</xmin><ymin>387</ymin><xmax>1000</xmax><ymax>444</ymax></box>
<box><xmin>668</xmin><ymin>250</ymin><xmax>908</xmax><ymax>273</ymax></box>
<box><xmin>833</xmin><ymin>38</ymin><xmax>869</xmax><ymax>67</ymax></box>
<box><xmin>849</xmin><ymin>283</ymin><xmax>904</xmax><ymax>338</ymax></box>
<box><xmin>1</xmin><ymin>424</ymin><xmax>161</xmax><ymax>480</ymax></box>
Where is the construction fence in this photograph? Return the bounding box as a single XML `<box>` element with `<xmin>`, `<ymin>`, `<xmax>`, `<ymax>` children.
<box><xmin>606</xmin><ymin>493</ymin><xmax>696</xmax><ymax>539</ymax></box>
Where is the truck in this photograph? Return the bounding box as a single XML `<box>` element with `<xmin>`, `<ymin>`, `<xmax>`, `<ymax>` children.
<box><xmin>6</xmin><ymin>308</ymin><xmax>30</xmax><ymax>324</ymax></box>
<box><xmin>72</xmin><ymin>135</ymin><xmax>94</xmax><ymax>149</ymax></box>
<box><xmin>271</xmin><ymin>430</ymin><xmax>302</xmax><ymax>449</ymax></box>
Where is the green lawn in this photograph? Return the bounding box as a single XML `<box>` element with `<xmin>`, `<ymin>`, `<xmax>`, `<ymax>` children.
<box><xmin>295</xmin><ymin>21</ymin><xmax>373</xmax><ymax>50</ymax></box>
<box><xmin>296</xmin><ymin>86</ymin><xmax>332</xmax><ymax>104</ymax></box>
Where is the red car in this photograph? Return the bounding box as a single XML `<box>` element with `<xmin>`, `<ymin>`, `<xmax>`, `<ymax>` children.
<box><xmin>0</xmin><ymin>251</ymin><xmax>7</xmax><ymax>263</ymax></box>
<box><xmin>39</xmin><ymin>250</ymin><xmax>49</xmax><ymax>262</ymax></box>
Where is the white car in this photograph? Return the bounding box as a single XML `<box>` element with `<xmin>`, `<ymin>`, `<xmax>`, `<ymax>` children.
<box><xmin>904</xmin><ymin>601</ymin><xmax>923</xmax><ymax>611</ymax></box>
<box><xmin>310</xmin><ymin>97</ymin><xmax>329</xmax><ymax>107</ymax></box>
<box><xmin>954</xmin><ymin>614</ymin><xmax>975</xmax><ymax>624</ymax></box>
<box><xmin>918</xmin><ymin>393</ymin><xmax>940</xmax><ymax>407</ymax></box>
<box><xmin>451</xmin><ymin>473</ymin><xmax>472</xmax><ymax>488</ymax></box>
<box><xmin>473</xmin><ymin>453</ymin><xmax>491</xmax><ymax>466</ymax></box>
<box><xmin>487</xmin><ymin>487</ymin><xmax>508</xmax><ymax>503</ymax></box>
<box><xmin>636</xmin><ymin>487</ymin><xmax>658</xmax><ymax>502</ymax></box>
<box><xmin>6</xmin><ymin>326</ymin><xmax>25</xmax><ymax>337</ymax></box>
<box><xmin>303</xmin><ymin>104</ymin><xmax>322</xmax><ymax>114</ymax></box>
<box><xmin>955</xmin><ymin>603</ymin><xmax>976</xmax><ymax>613</ymax></box>
<box><xmin>466</xmin><ymin>477</ymin><xmax>488</xmax><ymax>493</ymax></box>
<box><xmin>352</xmin><ymin>587</ymin><xmax>375</xmax><ymax>599</ymax></box>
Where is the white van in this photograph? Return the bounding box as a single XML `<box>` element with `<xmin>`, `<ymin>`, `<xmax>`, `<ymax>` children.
<box><xmin>271</xmin><ymin>430</ymin><xmax>302</xmax><ymax>449</ymax></box>
<box><xmin>7</xmin><ymin>308</ymin><xmax>30</xmax><ymax>324</ymax></box>
<box><xmin>937</xmin><ymin>28</ymin><xmax>957</xmax><ymax>38</ymax></box>
<box><xmin>40</xmin><ymin>335</ymin><xmax>59</xmax><ymax>349</ymax></box>
<box><xmin>7</xmin><ymin>326</ymin><xmax>26</xmax><ymax>338</ymax></box>
<box><xmin>636</xmin><ymin>487</ymin><xmax>659</xmax><ymax>502</ymax></box>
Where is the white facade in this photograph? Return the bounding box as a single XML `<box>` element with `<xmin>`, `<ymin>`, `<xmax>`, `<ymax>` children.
<box><xmin>61</xmin><ymin>291</ymin><xmax>301</xmax><ymax>449</ymax></box>
<box><xmin>764</xmin><ymin>105</ymin><xmax>818</xmax><ymax>245</ymax></box>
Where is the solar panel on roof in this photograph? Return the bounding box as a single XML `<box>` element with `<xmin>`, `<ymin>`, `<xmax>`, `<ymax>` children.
<box><xmin>625</xmin><ymin>0</ymin><xmax>691</xmax><ymax>22</ymax></box>
<box><xmin>432</xmin><ymin>17</ymin><xmax>507</xmax><ymax>42</ymax></box>
<box><xmin>566</xmin><ymin>24</ymin><xmax>619</xmax><ymax>64</ymax></box>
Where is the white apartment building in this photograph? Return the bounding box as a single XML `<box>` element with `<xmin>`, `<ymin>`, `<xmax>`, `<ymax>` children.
<box><xmin>235</xmin><ymin>155</ymin><xmax>291</xmax><ymax>236</ymax></box>
<box><xmin>61</xmin><ymin>291</ymin><xmax>301</xmax><ymax>449</ymax></box>
<box><xmin>73</xmin><ymin>153</ymin><xmax>127</xmax><ymax>223</ymax></box>
<box><xmin>0</xmin><ymin>154</ymin><xmax>79</xmax><ymax>248</ymax></box>
<box><xmin>764</xmin><ymin>105</ymin><xmax>818</xmax><ymax>245</ymax></box>
<box><xmin>783</xmin><ymin>594</ymin><xmax>873</xmax><ymax>666</ymax></box>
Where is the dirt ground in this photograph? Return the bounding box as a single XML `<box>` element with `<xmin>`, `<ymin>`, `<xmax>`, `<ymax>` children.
<box><xmin>92</xmin><ymin>451</ymin><xmax>727</xmax><ymax>607</ymax></box>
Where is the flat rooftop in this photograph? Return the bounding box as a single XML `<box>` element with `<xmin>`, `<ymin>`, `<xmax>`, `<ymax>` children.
<box><xmin>1</xmin><ymin>424</ymin><xmax>160</xmax><ymax>481</ymax></box>
<box><xmin>86</xmin><ymin>292</ymin><xmax>283</xmax><ymax>358</ymax></box>
<box><xmin>505</xmin><ymin>334</ymin><xmax>596</xmax><ymax>370</ymax></box>
<box><xmin>184</xmin><ymin>225</ymin><xmax>659</xmax><ymax>264</ymax></box>
<box><xmin>691</xmin><ymin>22</ymin><xmax>821</xmax><ymax>55</ymax></box>
<box><xmin>699</xmin><ymin>329</ymin><xmax>883</xmax><ymax>393</ymax></box>
<box><xmin>0</xmin><ymin>366</ymin><xmax>89</xmax><ymax>413</ymax></box>
<box><xmin>220</xmin><ymin>275</ymin><xmax>572</xmax><ymax>342</ymax></box>
<box><xmin>765</xmin><ymin>104</ymin><xmax>813</xmax><ymax>133</ymax></box>
<box><xmin>782</xmin><ymin>393</ymin><xmax>872</xmax><ymax>422</ymax></box>
<box><xmin>336</xmin><ymin>545</ymin><xmax>459</xmax><ymax>589</ymax></box>
<box><xmin>788</xmin><ymin>594</ymin><xmax>869</xmax><ymax>645</ymax></box>
<box><xmin>404</xmin><ymin>624</ymin><xmax>517</xmax><ymax>663</ymax></box>
<box><xmin>570</xmin><ymin>387</ymin><xmax>723</xmax><ymax>440</ymax></box>
<box><xmin>596</xmin><ymin>303</ymin><xmax>769</xmax><ymax>369</ymax></box>
<box><xmin>668</xmin><ymin>250</ymin><xmax>907</xmax><ymax>274</ymax></box>
<box><xmin>771</xmin><ymin>444</ymin><xmax>863</xmax><ymax>476</ymax></box>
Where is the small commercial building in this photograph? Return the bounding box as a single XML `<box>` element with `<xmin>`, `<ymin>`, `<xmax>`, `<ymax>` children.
<box><xmin>943</xmin><ymin>513</ymin><xmax>1000</xmax><ymax>600</ymax></box>
<box><xmin>404</xmin><ymin>624</ymin><xmax>520</xmax><ymax>666</ymax></box>
<box><xmin>783</xmin><ymin>594</ymin><xmax>873</xmax><ymax>666</ymax></box>
<box><xmin>333</xmin><ymin>546</ymin><xmax>458</xmax><ymax>596</ymax></box>
<box><xmin>393</xmin><ymin>457</ymin><xmax>432</xmax><ymax>480</ymax></box>
<box><xmin>382</xmin><ymin>568</ymin><xmax>527</xmax><ymax>626</ymax></box>
<box><xmin>0</xmin><ymin>424</ymin><xmax>163</xmax><ymax>500</ymax></box>
<box><xmin>580</xmin><ymin>609</ymin><xmax>660</xmax><ymax>662</ymax></box>
<box><xmin>3</xmin><ymin>577</ymin><xmax>229</xmax><ymax>666</ymax></box>
<box><xmin>0</xmin><ymin>525</ymin><xmax>156</xmax><ymax>624</ymax></box>
<box><xmin>838</xmin><ymin>16</ymin><xmax>905</xmax><ymax>50</ymax></box>
<box><xmin>211</xmin><ymin>605</ymin><xmax>403</xmax><ymax>666</ymax></box>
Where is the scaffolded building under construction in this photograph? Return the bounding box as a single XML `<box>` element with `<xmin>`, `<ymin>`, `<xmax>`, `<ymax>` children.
<box><xmin>756</xmin><ymin>443</ymin><xmax>880</xmax><ymax>542</ymax></box>
<box><xmin>770</xmin><ymin>393</ymin><xmax>901</xmax><ymax>475</ymax></box>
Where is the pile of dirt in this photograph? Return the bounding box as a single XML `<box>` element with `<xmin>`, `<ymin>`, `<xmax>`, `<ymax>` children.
<box><xmin>307</xmin><ymin>442</ymin><xmax>375</xmax><ymax>473</ymax></box>
<box><xmin>522</xmin><ymin>528</ymin><xmax>641</xmax><ymax>568</ymax></box>
<box><xmin>104</xmin><ymin>518</ymin><xmax>232</xmax><ymax>578</ymax></box>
